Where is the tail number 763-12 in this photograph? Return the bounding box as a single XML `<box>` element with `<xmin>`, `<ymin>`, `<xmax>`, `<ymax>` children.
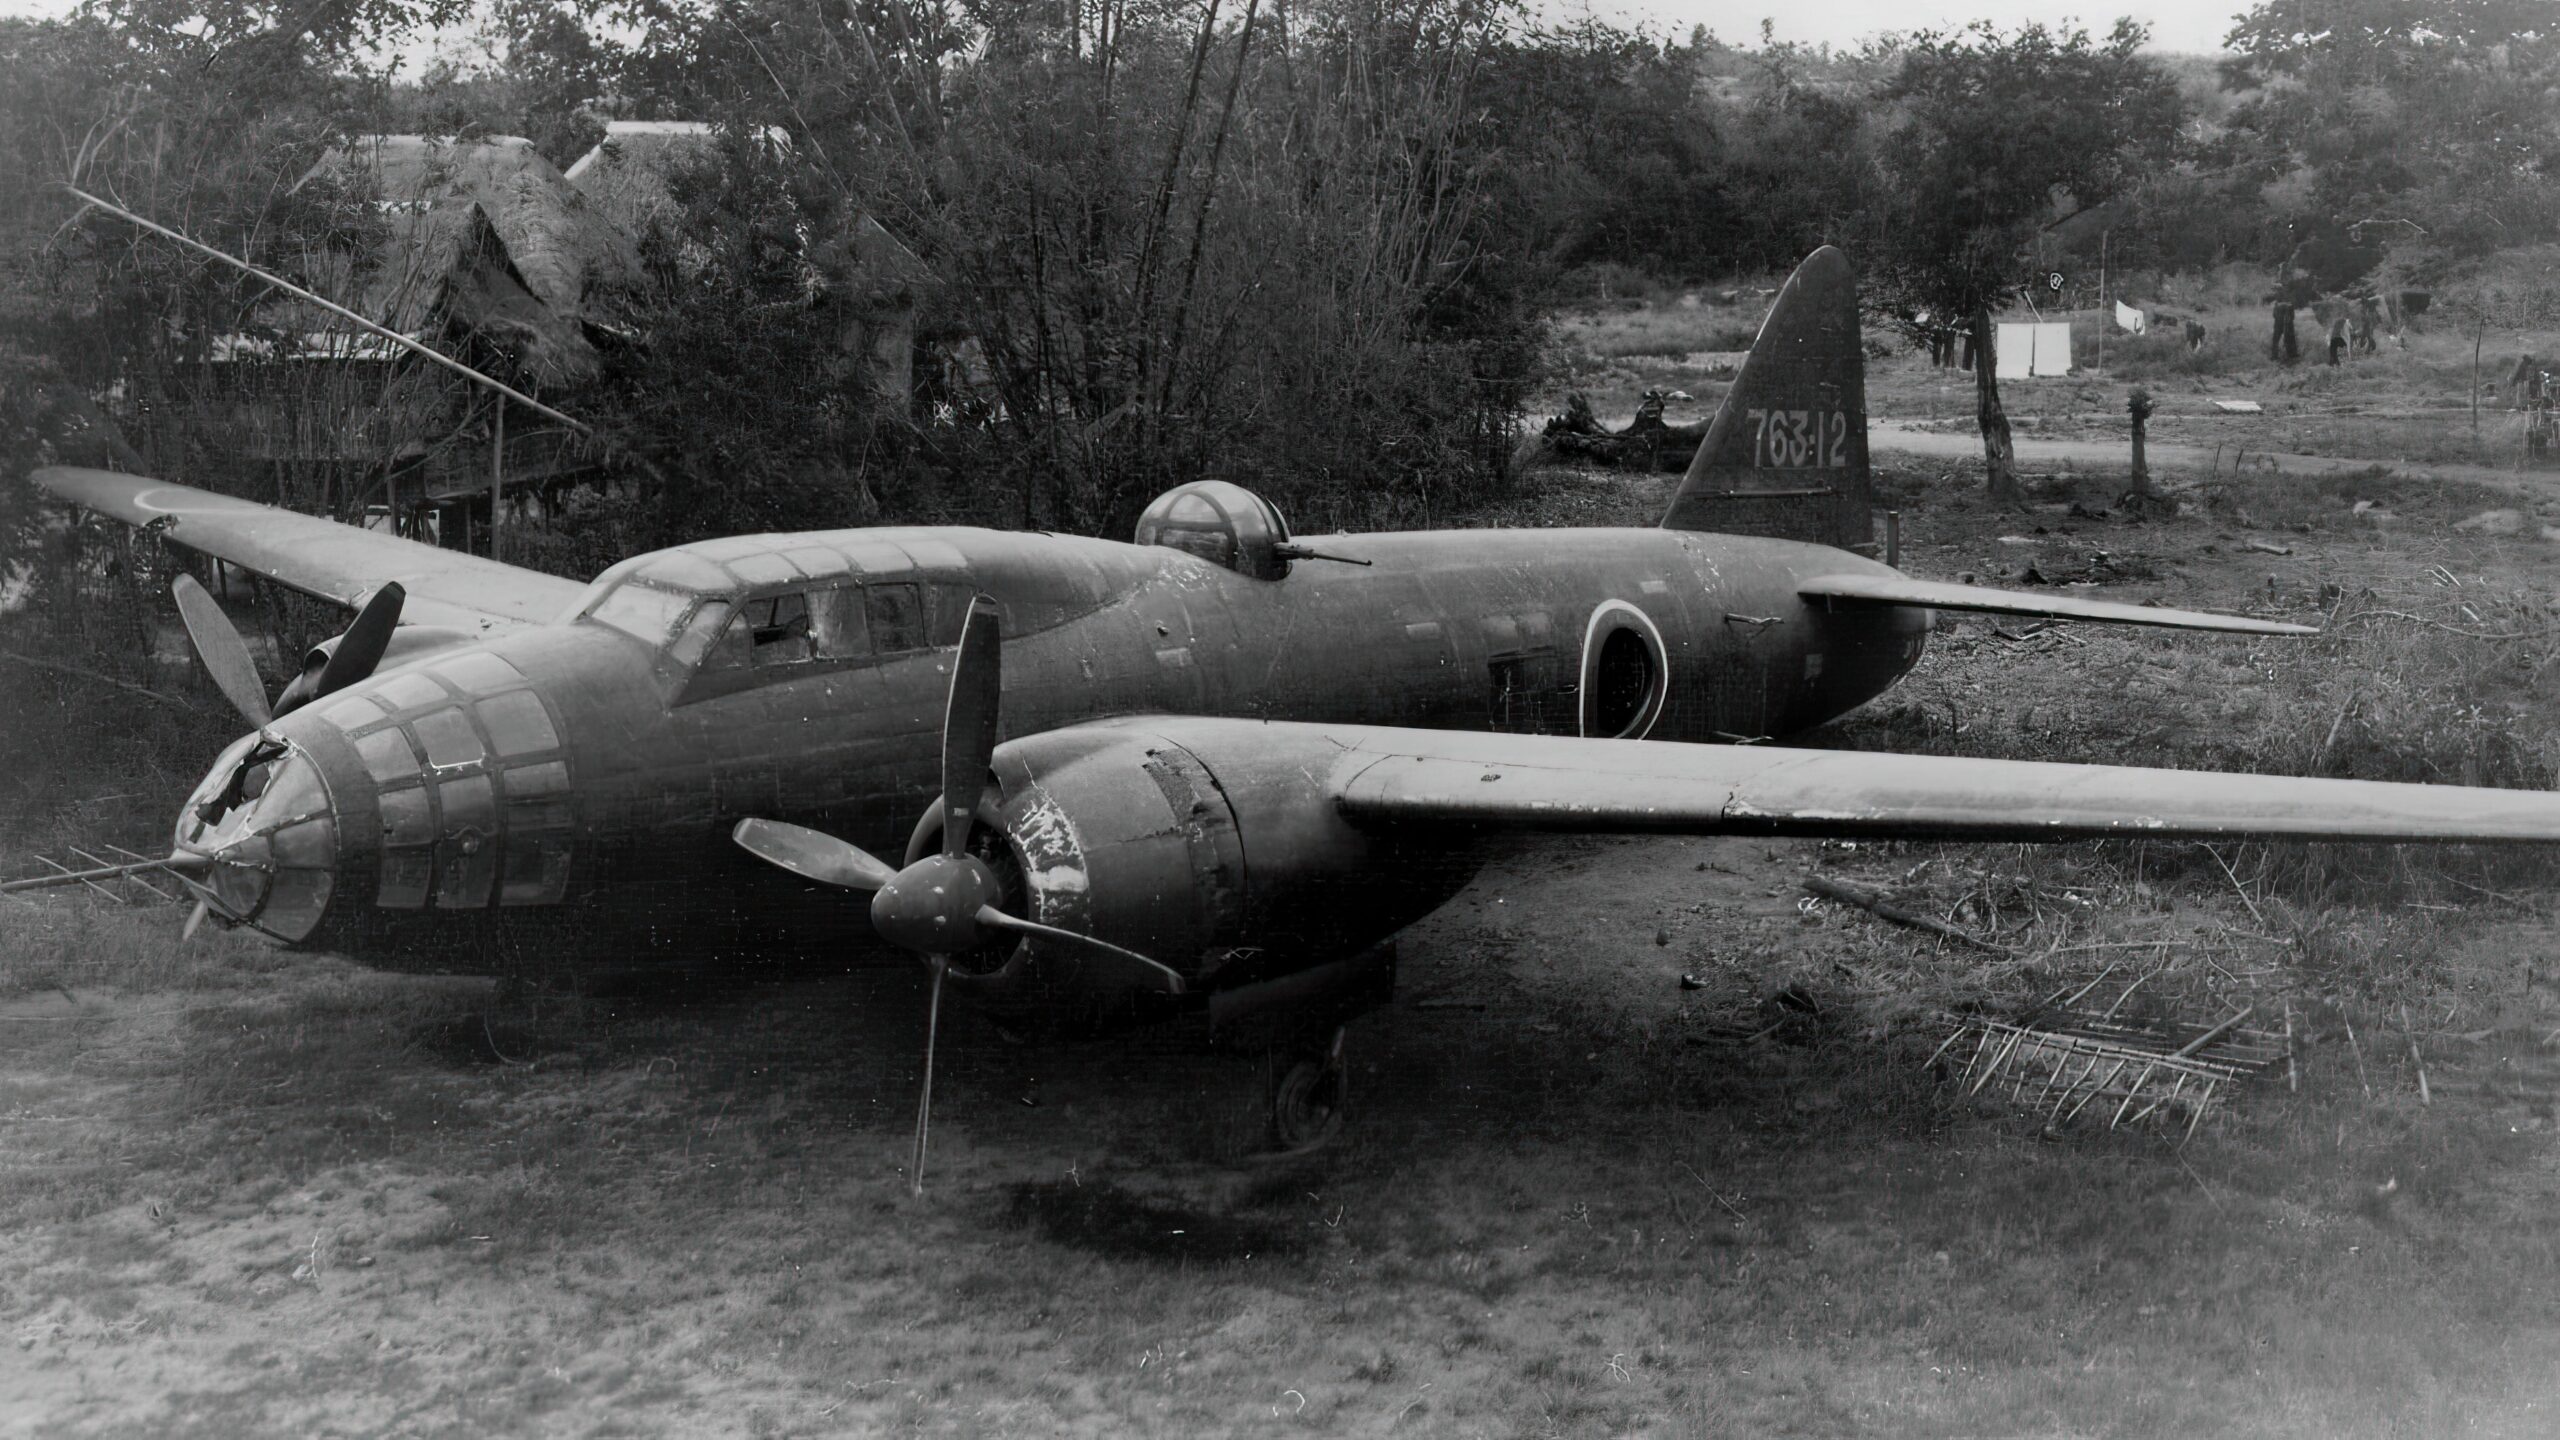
<box><xmin>1747</xmin><ymin>409</ymin><xmax>1852</xmax><ymax>469</ymax></box>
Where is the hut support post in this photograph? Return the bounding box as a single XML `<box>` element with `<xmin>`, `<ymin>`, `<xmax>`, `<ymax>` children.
<box><xmin>490</xmin><ymin>398</ymin><xmax>505</xmax><ymax>563</ymax></box>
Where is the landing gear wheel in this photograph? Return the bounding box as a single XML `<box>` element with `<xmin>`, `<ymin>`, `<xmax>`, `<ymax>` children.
<box><xmin>1270</xmin><ymin>1027</ymin><xmax>1349</xmax><ymax>1153</ymax></box>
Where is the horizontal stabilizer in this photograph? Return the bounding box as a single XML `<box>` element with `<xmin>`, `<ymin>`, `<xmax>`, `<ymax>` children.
<box><xmin>1800</xmin><ymin>572</ymin><xmax>2315</xmax><ymax>636</ymax></box>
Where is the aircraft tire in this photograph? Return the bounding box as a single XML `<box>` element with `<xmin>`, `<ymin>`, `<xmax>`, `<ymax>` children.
<box><xmin>1271</xmin><ymin>1047</ymin><xmax>1348</xmax><ymax>1153</ymax></box>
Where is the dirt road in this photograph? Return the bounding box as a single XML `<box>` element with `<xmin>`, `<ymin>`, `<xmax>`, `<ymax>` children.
<box><xmin>1871</xmin><ymin>419</ymin><xmax>2545</xmax><ymax>491</ymax></box>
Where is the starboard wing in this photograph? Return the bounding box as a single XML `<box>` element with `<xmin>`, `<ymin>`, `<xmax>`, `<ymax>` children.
<box><xmin>1211</xmin><ymin>723</ymin><xmax>2560</xmax><ymax>844</ymax></box>
<box><xmin>1799</xmin><ymin>572</ymin><xmax>2316</xmax><ymax>637</ymax></box>
<box><xmin>32</xmin><ymin>466</ymin><xmax>586</xmax><ymax>634</ymax></box>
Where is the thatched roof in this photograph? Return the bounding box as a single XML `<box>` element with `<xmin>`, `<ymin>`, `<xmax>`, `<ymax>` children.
<box><xmin>306</xmin><ymin>135</ymin><xmax>643</xmax><ymax>319</ymax></box>
<box><xmin>277</xmin><ymin>136</ymin><xmax>646</xmax><ymax>386</ymax></box>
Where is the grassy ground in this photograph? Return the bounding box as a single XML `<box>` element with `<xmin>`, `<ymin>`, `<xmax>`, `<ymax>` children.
<box><xmin>11</xmin><ymin>424</ymin><xmax>2560</xmax><ymax>1433</ymax></box>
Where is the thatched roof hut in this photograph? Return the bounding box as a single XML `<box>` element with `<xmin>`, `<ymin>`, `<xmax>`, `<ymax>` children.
<box><xmin>288</xmin><ymin>135</ymin><xmax>646</xmax><ymax>387</ymax></box>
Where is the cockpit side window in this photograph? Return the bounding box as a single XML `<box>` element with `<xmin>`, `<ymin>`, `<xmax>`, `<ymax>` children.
<box><xmin>866</xmin><ymin>582</ymin><xmax>926</xmax><ymax>653</ymax></box>
<box><xmin>814</xmin><ymin>586</ymin><xmax>871</xmax><ymax>660</ymax></box>
<box><xmin>927</xmin><ymin>583</ymin><xmax>981</xmax><ymax>645</ymax></box>
<box><xmin>671</xmin><ymin>581</ymin><xmax>981</xmax><ymax>705</ymax></box>
<box><xmin>672</xmin><ymin>599</ymin><xmax>739</xmax><ymax>671</ymax></box>
<box><xmin>741</xmin><ymin>592</ymin><xmax>814</xmax><ymax>667</ymax></box>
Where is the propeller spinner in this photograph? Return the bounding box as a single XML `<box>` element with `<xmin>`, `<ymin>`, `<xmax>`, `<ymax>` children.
<box><xmin>730</xmin><ymin>594</ymin><xmax>1184</xmax><ymax>1195</ymax></box>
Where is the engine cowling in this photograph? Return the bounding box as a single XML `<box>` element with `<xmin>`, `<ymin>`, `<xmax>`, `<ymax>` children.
<box><xmin>960</xmin><ymin>720</ymin><xmax>1484</xmax><ymax>997</ymax></box>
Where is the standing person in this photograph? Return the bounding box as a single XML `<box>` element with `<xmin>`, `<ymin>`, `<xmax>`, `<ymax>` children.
<box><xmin>2270</xmin><ymin>301</ymin><xmax>2300</xmax><ymax>363</ymax></box>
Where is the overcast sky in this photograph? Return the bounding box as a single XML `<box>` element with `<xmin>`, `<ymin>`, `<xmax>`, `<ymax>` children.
<box><xmin>0</xmin><ymin>0</ymin><xmax>2251</xmax><ymax>56</ymax></box>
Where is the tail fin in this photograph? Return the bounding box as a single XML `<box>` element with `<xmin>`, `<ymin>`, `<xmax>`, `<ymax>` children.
<box><xmin>1661</xmin><ymin>246</ymin><xmax>1872</xmax><ymax>551</ymax></box>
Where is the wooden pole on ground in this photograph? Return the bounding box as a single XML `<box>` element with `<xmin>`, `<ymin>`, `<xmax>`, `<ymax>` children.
<box><xmin>1803</xmin><ymin>875</ymin><xmax>2013</xmax><ymax>956</ymax></box>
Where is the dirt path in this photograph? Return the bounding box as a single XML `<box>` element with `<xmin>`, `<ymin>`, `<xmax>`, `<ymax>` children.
<box><xmin>1871</xmin><ymin>418</ymin><xmax>2547</xmax><ymax>492</ymax></box>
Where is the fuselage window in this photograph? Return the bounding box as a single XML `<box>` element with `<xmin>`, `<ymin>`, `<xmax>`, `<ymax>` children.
<box><xmin>814</xmin><ymin>586</ymin><xmax>872</xmax><ymax>660</ymax></box>
<box><xmin>742</xmin><ymin>592</ymin><xmax>814</xmax><ymax>667</ymax></box>
<box><xmin>867</xmin><ymin>582</ymin><xmax>927</xmax><ymax>653</ymax></box>
<box><xmin>928</xmin><ymin>583</ymin><xmax>979</xmax><ymax>645</ymax></box>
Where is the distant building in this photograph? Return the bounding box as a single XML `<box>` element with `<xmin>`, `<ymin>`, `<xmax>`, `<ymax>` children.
<box><xmin>161</xmin><ymin>135</ymin><xmax>649</xmax><ymax>544</ymax></box>
<box><xmin>293</xmin><ymin>133</ymin><xmax>645</xmax><ymax>390</ymax></box>
<box><xmin>564</xmin><ymin>120</ymin><xmax>936</xmax><ymax>407</ymax></box>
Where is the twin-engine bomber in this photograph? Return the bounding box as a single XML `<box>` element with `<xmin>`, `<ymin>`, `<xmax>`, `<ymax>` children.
<box><xmin>19</xmin><ymin>246</ymin><xmax>2560</xmax><ymax>1173</ymax></box>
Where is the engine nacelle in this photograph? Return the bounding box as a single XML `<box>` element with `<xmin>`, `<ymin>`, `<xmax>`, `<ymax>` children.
<box><xmin>979</xmin><ymin>720</ymin><xmax>1482</xmax><ymax>995</ymax></box>
<box><xmin>276</xmin><ymin>626</ymin><xmax>477</xmax><ymax>714</ymax></box>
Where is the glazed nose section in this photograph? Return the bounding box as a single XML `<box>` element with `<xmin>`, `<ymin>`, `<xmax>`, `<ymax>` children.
<box><xmin>203</xmin><ymin>831</ymin><xmax>273</xmax><ymax>918</ymax></box>
<box><xmin>175</xmin><ymin>735</ymin><xmax>342</xmax><ymax>943</ymax></box>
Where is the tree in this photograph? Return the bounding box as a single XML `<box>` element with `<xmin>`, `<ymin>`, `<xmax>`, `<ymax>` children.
<box><xmin>1864</xmin><ymin>20</ymin><xmax>2185</xmax><ymax>503</ymax></box>
<box><xmin>494</xmin><ymin>0</ymin><xmax>1546</xmax><ymax>538</ymax></box>
<box><xmin>2218</xmin><ymin>0</ymin><xmax>2560</xmax><ymax>269</ymax></box>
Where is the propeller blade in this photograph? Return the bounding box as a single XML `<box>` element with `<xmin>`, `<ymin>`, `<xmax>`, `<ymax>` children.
<box><xmin>308</xmin><ymin>582</ymin><xmax>405</xmax><ymax>705</ymax></box>
<box><xmin>181</xmin><ymin>899</ymin><xmax>210</xmax><ymax>942</ymax></box>
<box><xmin>730</xmin><ymin>818</ymin><xmax>897</xmax><ymax>891</ymax></box>
<box><xmin>974</xmin><ymin>906</ymin><xmax>1189</xmax><ymax>994</ymax></box>
<box><xmin>170</xmin><ymin>574</ymin><xmax>272</xmax><ymax>727</ymax></box>
<box><xmin>939</xmin><ymin>596</ymin><xmax>1002</xmax><ymax>859</ymax></box>
<box><xmin>912</xmin><ymin>956</ymin><xmax>946</xmax><ymax>1198</ymax></box>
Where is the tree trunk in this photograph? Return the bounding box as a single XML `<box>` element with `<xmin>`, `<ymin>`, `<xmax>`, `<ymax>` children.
<box><xmin>2127</xmin><ymin>387</ymin><xmax>2154</xmax><ymax>499</ymax></box>
<box><xmin>1973</xmin><ymin>308</ymin><xmax>2020</xmax><ymax>504</ymax></box>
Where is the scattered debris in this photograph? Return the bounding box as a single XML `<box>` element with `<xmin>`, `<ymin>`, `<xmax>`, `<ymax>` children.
<box><xmin>1679</xmin><ymin>973</ymin><xmax>1705</xmax><ymax>991</ymax></box>
<box><xmin>2211</xmin><ymin>400</ymin><xmax>2264</xmax><ymax>414</ymax></box>
<box><xmin>1930</xmin><ymin>971</ymin><xmax>2290</xmax><ymax>1140</ymax></box>
<box><xmin>1803</xmin><ymin>874</ymin><xmax>2012</xmax><ymax>956</ymax></box>
<box><xmin>2243</xmin><ymin>540</ymin><xmax>2294</xmax><ymax>556</ymax></box>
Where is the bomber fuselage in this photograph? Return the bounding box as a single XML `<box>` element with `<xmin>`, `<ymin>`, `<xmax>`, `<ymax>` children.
<box><xmin>176</xmin><ymin>523</ymin><xmax>1926</xmax><ymax>958</ymax></box>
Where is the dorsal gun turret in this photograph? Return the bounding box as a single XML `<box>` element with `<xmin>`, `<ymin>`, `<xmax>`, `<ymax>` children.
<box><xmin>1134</xmin><ymin>481</ymin><xmax>1297</xmax><ymax>581</ymax></box>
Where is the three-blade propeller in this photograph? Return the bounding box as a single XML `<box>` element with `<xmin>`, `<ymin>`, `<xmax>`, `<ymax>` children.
<box><xmin>170</xmin><ymin>574</ymin><xmax>407</xmax><ymax>729</ymax></box>
<box><xmin>729</xmin><ymin>594</ymin><xmax>1183</xmax><ymax>1195</ymax></box>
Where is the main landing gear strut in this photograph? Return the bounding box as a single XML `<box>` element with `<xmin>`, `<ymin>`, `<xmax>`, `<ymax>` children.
<box><xmin>1212</xmin><ymin>939</ymin><xmax>1394</xmax><ymax>1154</ymax></box>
